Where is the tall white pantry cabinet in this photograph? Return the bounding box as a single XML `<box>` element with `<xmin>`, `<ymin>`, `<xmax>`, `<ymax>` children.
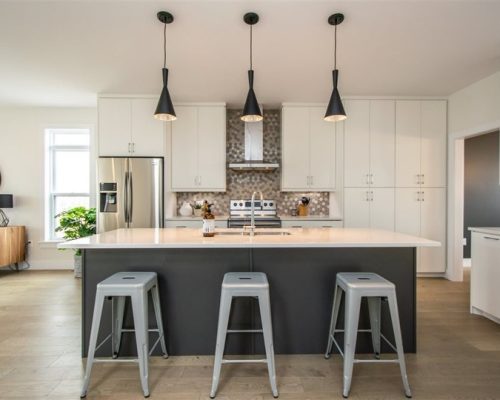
<box><xmin>343</xmin><ymin>99</ymin><xmax>447</xmax><ymax>273</ymax></box>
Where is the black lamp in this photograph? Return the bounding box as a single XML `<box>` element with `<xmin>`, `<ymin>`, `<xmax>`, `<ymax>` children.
<box><xmin>324</xmin><ymin>13</ymin><xmax>347</xmax><ymax>122</ymax></box>
<box><xmin>0</xmin><ymin>194</ymin><xmax>13</xmax><ymax>227</ymax></box>
<box><xmin>154</xmin><ymin>11</ymin><xmax>177</xmax><ymax>122</ymax></box>
<box><xmin>241</xmin><ymin>12</ymin><xmax>263</xmax><ymax>122</ymax></box>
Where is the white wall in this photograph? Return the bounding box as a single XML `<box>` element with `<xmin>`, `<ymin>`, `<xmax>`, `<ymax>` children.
<box><xmin>448</xmin><ymin>71</ymin><xmax>500</xmax><ymax>136</ymax></box>
<box><xmin>0</xmin><ymin>107</ymin><xmax>97</xmax><ymax>269</ymax></box>
<box><xmin>447</xmin><ymin>70</ymin><xmax>500</xmax><ymax>281</ymax></box>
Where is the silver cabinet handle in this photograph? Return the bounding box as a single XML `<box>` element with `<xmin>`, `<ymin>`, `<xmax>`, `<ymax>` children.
<box><xmin>416</xmin><ymin>191</ymin><xmax>421</xmax><ymax>202</ymax></box>
<box><xmin>292</xmin><ymin>225</ymin><xmax>302</xmax><ymax>228</ymax></box>
<box><xmin>132</xmin><ymin>142</ymin><xmax>135</xmax><ymax>153</ymax></box>
<box><xmin>128</xmin><ymin>143</ymin><xmax>131</xmax><ymax>153</ymax></box>
<box><xmin>198</xmin><ymin>176</ymin><xmax>201</xmax><ymax>186</ymax></box>
<box><xmin>366</xmin><ymin>174</ymin><xmax>370</xmax><ymax>185</ymax></box>
<box><xmin>416</xmin><ymin>174</ymin><xmax>420</xmax><ymax>185</ymax></box>
<box><xmin>370</xmin><ymin>174</ymin><xmax>374</xmax><ymax>185</ymax></box>
<box><xmin>370</xmin><ymin>191</ymin><xmax>374</xmax><ymax>201</ymax></box>
<box><xmin>421</xmin><ymin>174</ymin><xmax>424</xmax><ymax>185</ymax></box>
<box><xmin>484</xmin><ymin>236</ymin><xmax>500</xmax><ymax>241</ymax></box>
<box><xmin>365</xmin><ymin>191</ymin><xmax>370</xmax><ymax>201</ymax></box>
<box><xmin>310</xmin><ymin>176</ymin><xmax>314</xmax><ymax>186</ymax></box>
<box><xmin>421</xmin><ymin>190</ymin><xmax>424</xmax><ymax>202</ymax></box>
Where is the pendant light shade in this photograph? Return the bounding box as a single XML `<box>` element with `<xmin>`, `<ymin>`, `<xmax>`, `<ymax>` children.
<box><xmin>324</xmin><ymin>13</ymin><xmax>346</xmax><ymax>122</ymax></box>
<box><xmin>154</xmin><ymin>11</ymin><xmax>176</xmax><ymax>121</ymax></box>
<box><xmin>241</xmin><ymin>12</ymin><xmax>263</xmax><ymax>122</ymax></box>
<box><xmin>324</xmin><ymin>69</ymin><xmax>346</xmax><ymax>122</ymax></box>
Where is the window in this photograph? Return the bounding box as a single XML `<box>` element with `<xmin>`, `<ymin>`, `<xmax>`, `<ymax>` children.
<box><xmin>45</xmin><ymin>128</ymin><xmax>91</xmax><ymax>240</ymax></box>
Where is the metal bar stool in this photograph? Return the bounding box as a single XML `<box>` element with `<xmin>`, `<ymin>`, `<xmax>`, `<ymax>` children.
<box><xmin>324</xmin><ymin>272</ymin><xmax>412</xmax><ymax>398</ymax></box>
<box><xmin>81</xmin><ymin>272</ymin><xmax>168</xmax><ymax>398</ymax></box>
<box><xmin>210</xmin><ymin>272</ymin><xmax>278</xmax><ymax>398</ymax></box>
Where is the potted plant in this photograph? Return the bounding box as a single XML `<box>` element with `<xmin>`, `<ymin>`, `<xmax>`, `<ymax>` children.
<box><xmin>56</xmin><ymin>206</ymin><xmax>96</xmax><ymax>278</ymax></box>
<box><xmin>193</xmin><ymin>202</ymin><xmax>203</xmax><ymax>217</ymax></box>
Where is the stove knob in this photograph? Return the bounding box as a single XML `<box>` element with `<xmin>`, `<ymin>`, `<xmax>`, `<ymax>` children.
<box><xmin>264</xmin><ymin>202</ymin><xmax>268</xmax><ymax>207</ymax></box>
<box><xmin>269</xmin><ymin>202</ymin><xmax>273</xmax><ymax>207</ymax></box>
<box><xmin>233</xmin><ymin>202</ymin><xmax>237</xmax><ymax>207</ymax></box>
<box><xmin>239</xmin><ymin>202</ymin><xmax>243</xmax><ymax>206</ymax></box>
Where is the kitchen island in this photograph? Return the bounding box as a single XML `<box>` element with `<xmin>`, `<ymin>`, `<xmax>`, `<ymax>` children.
<box><xmin>60</xmin><ymin>228</ymin><xmax>439</xmax><ymax>357</ymax></box>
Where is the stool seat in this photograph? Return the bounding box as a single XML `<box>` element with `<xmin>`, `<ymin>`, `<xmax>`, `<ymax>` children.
<box><xmin>222</xmin><ymin>272</ymin><xmax>269</xmax><ymax>289</ymax></box>
<box><xmin>98</xmin><ymin>272</ymin><xmax>157</xmax><ymax>290</ymax></box>
<box><xmin>337</xmin><ymin>272</ymin><xmax>395</xmax><ymax>291</ymax></box>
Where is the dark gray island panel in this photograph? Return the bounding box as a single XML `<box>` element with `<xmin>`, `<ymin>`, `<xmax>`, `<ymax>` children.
<box><xmin>82</xmin><ymin>247</ymin><xmax>416</xmax><ymax>357</ymax></box>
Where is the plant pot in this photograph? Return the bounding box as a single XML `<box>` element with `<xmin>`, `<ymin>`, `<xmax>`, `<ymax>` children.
<box><xmin>193</xmin><ymin>209</ymin><xmax>203</xmax><ymax>217</ymax></box>
<box><xmin>74</xmin><ymin>254</ymin><xmax>82</xmax><ymax>278</ymax></box>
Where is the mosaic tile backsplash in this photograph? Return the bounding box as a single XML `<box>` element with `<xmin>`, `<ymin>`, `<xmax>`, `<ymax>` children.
<box><xmin>176</xmin><ymin>109</ymin><xmax>330</xmax><ymax>216</ymax></box>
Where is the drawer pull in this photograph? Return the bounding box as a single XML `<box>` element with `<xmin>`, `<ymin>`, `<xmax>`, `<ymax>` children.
<box><xmin>484</xmin><ymin>236</ymin><xmax>500</xmax><ymax>241</ymax></box>
<box><xmin>291</xmin><ymin>225</ymin><xmax>302</xmax><ymax>228</ymax></box>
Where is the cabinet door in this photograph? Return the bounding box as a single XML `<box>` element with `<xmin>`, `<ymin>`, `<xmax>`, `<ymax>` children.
<box><xmin>344</xmin><ymin>100</ymin><xmax>370</xmax><ymax>187</ymax></box>
<box><xmin>344</xmin><ymin>188</ymin><xmax>370</xmax><ymax>228</ymax></box>
<box><xmin>98</xmin><ymin>98</ymin><xmax>131</xmax><ymax>156</ymax></box>
<box><xmin>471</xmin><ymin>232</ymin><xmax>500</xmax><ymax>319</ymax></box>
<box><xmin>420</xmin><ymin>101</ymin><xmax>447</xmax><ymax>188</ymax></box>
<box><xmin>131</xmin><ymin>98</ymin><xmax>165</xmax><ymax>156</ymax></box>
<box><xmin>171</xmin><ymin>106</ymin><xmax>199</xmax><ymax>191</ymax></box>
<box><xmin>370</xmin><ymin>188</ymin><xmax>395</xmax><ymax>231</ymax></box>
<box><xmin>396</xmin><ymin>101</ymin><xmax>421</xmax><ymax>187</ymax></box>
<box><xmin>395</xmin><ymin>188</ymin><xmax>421</xmax><ymax>236</ymax></box>
<box><xmin>309</xmin><ymin>107</ymin><xmax>335</xmax><ymax>190</ymax></box>
<box><xmin>197</xmin><ymin>106</ymin><xmax>226</xmax><ymax>191</ymax></box>
<box><xmin>370</xmin><ymin>100</ymin><xmax>395</xmax><ymax>187</ymax></box>
<box><xmin>419</xmin><ymin>188</ymin><xmax>446</xmax><ymax>272</ymax></box>
<box><xmin>282</xmin><ymin>107</ymin><xmax>310</xmax><ymax>190</ymax></box>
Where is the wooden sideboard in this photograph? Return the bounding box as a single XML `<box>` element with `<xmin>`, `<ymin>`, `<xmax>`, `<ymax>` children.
<box><xmin>0</xmin><ymin>226</ymin><xmax>26</xmax><ymax>269</ymax></box>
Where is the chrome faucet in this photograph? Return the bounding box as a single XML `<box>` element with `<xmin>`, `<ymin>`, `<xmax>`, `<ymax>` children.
<box><xmin>248</xmin><ymin>191</ymin><xmax>264</xmax><ymax>236</ymax></box>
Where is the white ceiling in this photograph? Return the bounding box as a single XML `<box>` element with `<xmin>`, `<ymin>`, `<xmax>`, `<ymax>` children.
<box><xmin>0</xmin><ymin>0</ymin><xmax>499</xmax><ymax>108</ymax></box>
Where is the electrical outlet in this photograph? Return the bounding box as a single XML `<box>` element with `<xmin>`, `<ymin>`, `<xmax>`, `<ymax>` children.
<box><xmin>463</xmin><ymin>238</ymin><xmax>467</xmax><ymax>246</ymax></box>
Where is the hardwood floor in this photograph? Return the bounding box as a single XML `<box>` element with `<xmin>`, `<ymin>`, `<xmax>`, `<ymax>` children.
<box><xmin>0</xmin><ymin>270</ymin><xmax>498</xmax><ymax>399</ymax></box>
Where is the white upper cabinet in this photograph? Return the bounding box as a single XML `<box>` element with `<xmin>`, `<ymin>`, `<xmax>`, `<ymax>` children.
<box><xmin>344</xmin><ymin>100</ymin><xmax>395</xmax><ymax>187</ymax></box>
<box><xmin>98</xmin><ymin>97</ymin><xmax>165</xmax><ymax>157</ymax></box>
<box><xmin>282</xmin><ymin>105</ymin><xmax>336</xmax><ymax>191</ymax></box>
<box><xmin>344</xmin><ymin>100</ymin><xmax>370</xmax><ymax>187</ymax></box>
<box><xmin>170</xmin><ymin>104</ymin><xmax>226</xmax><ymax>192</ymax></box>
<box><xmin>420</xmin><ymin>101</ymin><xmax>447</xmax><ymax>187</ymax></box>
<box><xmin>395</xmin><ymin>100</ymin><xmax>447</xmax><ymax>187</ymax></box>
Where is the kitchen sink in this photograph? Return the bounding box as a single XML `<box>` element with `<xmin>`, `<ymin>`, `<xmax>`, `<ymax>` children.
<box><xmin>214</xmin><ymin>230</ymin><xmax>291</xmax><ymax>236</ymax></box>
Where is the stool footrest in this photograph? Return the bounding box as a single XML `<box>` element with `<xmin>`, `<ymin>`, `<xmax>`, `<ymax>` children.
<box><xmin>227</xmin><ymin>329</ymin><xmax>263</xmax><ymax>334</ymax></box>
<box><xmin>120</xmin><ymin>328</ymin><xmax>160</xmax><ymax>333</ymax></box>
<box><xmin>93</xmin><ymin>358</ymin><xmax>139</xmax><ymax>364</ymax></box>
<box><xmin>222</xmin><ymin>358</ymin><xmax>267</xmax><ymax>364</ymax></box>
<box><xmin>354</xmin><ymin>359</ymin><xmax>400</xmax><ymax>364</ymax></box>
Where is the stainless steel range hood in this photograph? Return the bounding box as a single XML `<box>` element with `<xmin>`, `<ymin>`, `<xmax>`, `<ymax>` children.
<box><xmin>228</xmin><ymin>120</ymin><xmax>279</xmax><ymax>171</ymax></box>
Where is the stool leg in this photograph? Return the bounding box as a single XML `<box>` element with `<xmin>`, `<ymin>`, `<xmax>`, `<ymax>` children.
<box><xmin>367</xmin><ymin>297</ymin><xmax>381</xmax><ymax>359</ymax></box>
<box><xmin>210</xmin><ymin>290</ymin><xmax>232</xmax><ymax>399</ymax></box>
<box><xmin>131</xmin><ymin>291</ymin><xmax>150</xmax><ymax>398</ymax></box>
<box><xmin>151</xmin><ymin>284</ymin><xmax>168</xmax><ymax>358</ymax></box>
<box><xmin>387</xmin><ymin>291</ymin><xmax>412</xmax><ymax>398</ymax></box>
<box><xmin>325</xmin><ymin>284</ymin><xmax>343</xmax><ymax>359</ymax></box>
<box><xmin>342</xmin><ymin>292</ymin><xmax>361</xmax><ymax>398</ymax></box>
<box><xmin>259</xmin><ymin>291</ymin><xmax>279</xmax><ymax>398</ymax></box>
<box><xmin>80</xmin><ymin>290</ymin><xmax>105</xmax><ymax>398</ymax></box>
<box><xmin>112</xmin><ymin>296</ymin><xmax>126</xmax><ymax>358</ymax></box>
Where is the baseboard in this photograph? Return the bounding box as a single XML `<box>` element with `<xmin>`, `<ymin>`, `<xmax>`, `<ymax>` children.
<box><xmin>417</xmin><ymin>272</ymin><xmax>447</xmax><ymax>278</ymax></box>
<box><xmin>27</xmin><ymin>260</ymin><xmax>73</xmax><ymax>270</ymax></box>
<box><xmin>471</xmin><ymin>306</ymin><xmax>500</xmax><ymax>324</ymax></box>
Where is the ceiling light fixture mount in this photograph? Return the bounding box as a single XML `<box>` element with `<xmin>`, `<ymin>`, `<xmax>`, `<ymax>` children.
<box><xmin>241</xmin><ymin>12</ymin><xmax>263</xmax><ymax>122</ymax></box>
<box><xmin>324</xmin><ymin>12</ymin><xmax>347</xmax><ymax>122</ymax></box>
<box><xmin>154</xmin><ymin>10</ymin><xmax>177</xmax><ymax>121</ymax></box>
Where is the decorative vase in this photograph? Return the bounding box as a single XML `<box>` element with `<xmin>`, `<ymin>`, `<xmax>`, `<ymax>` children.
<box><xmin>74</xmin><ymin>254</ymin><xmax>82</xmax><ymax>278</ymax></box>
<box><xmin>179</xmin><ymin>202</ymin><xmax>193</xmax><ymax>217</ymax></box>
<box><xmin>298</xmin><ymin>204</ymin><xmax>309</xmax><ymax>216</ymax></box>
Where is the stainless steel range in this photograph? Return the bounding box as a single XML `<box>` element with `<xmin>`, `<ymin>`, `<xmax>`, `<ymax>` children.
<box><xmin>228</xmin><ymin>199</ymin><xmax>281</xmax><ymax>228</ymax></box>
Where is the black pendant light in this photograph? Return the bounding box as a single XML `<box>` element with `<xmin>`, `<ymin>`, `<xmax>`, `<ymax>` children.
<box><xmin>241</xmin><ymin>12</ymin><xmax>263</xmax><ymax>122</ymax></box>
<box><xmin>154</xmin><ymin>11</ymin><xmax>176</xmax><ymax>121</ymax></box>
<box><xmin>324</xmin><ymin>13</ymin><xmax>347</xmax><ymax>122</ymax></box>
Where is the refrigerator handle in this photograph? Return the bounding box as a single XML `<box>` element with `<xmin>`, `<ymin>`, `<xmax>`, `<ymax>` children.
<box><xmin>124</xmin><ymin>172</ymin><xmax>129</xmax><ymax>223</ymax></box>
<box><xmin>129</xmin><ymin>172</ymin><xmax>134</xmax><ymax>223</ymax></box>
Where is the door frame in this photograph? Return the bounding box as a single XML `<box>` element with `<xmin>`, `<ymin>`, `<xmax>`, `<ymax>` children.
<box><xmin>447</xmin><ymin>120</ymin><xmax>500</xmax><ymax>281</ymax></box>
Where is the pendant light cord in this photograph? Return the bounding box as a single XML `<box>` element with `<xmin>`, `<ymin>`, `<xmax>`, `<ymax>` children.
<box><xmin>334</xmin><ymin>24</ymin><xmax>337</xmax><ymax>70</ymax></box>
<box><xmin>250</xmin><ymin>24</ymin><xmax>253</xmax><ymax>70</ymax></box>
<box><xmin>163</xmin><ymin>22</ymin><xmax>167</xmax><ymax>68</ymax></box>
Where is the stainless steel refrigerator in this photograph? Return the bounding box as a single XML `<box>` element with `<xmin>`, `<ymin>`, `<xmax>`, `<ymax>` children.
<box><xmin>97</xmin><ymin>157</ymin><xmax>163</xmax><ymax>233</ymax></box>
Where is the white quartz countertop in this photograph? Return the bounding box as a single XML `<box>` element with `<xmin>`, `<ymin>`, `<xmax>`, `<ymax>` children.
<box><xmin>58</xmin><ymin>228</ymin><xmax>440</xmax><ymax>249</ymax></box>
<box><xmin>468</xmin><ymin>227</ymin><xmax>500</xmax><ymax>236</ymax></box>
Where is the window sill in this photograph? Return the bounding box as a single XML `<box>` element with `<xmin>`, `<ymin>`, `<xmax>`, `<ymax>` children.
<box><xmin>39</xmin><ymin>240</ymin><xmax>64</xmax><ymax>249</ymax></box>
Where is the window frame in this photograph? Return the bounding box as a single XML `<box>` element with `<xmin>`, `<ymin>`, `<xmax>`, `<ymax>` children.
<box><xmin>44</xmin><ymin>127</ymin><xmax>94</xmax><ymax>241</ymax></box>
